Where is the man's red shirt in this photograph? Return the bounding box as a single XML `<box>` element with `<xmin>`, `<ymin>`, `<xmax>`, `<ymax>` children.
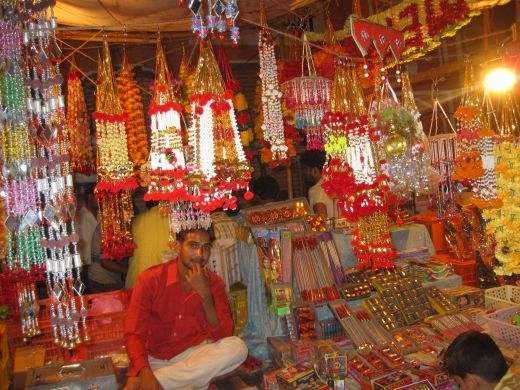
<box><xmin>124</xmin><ymin>260</ymin><xmax>234</xmax><ymax>377</ymax></box>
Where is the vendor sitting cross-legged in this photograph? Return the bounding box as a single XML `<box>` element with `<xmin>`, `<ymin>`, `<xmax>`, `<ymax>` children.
<box><xmin>123</xmin><ymin>226</ymin><xmax>248</xmax><ymax>390</ymax></box>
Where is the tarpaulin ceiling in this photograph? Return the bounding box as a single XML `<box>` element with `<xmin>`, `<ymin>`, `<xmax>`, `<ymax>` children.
<box><xmin>54</xmin><ymin>0</ymin><xmax>318</xmax><ymax>32</ymax></box>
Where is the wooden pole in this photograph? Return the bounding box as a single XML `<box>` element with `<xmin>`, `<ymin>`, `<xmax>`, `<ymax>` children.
<box><xmin>286</xmin><ymin>165</ymin><xmax>293</xmax><ymax>199</ymax></box>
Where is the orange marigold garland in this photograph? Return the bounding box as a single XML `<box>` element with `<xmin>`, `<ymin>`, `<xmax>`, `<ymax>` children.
<box><xmin>66</xmin><ymin>64</ymin><xmax>95</xmax><ymax>174</ymax></box>
<box><xmin>94</xmin><ymin>39</ymin><xmax>137</xmax><ymax>260</ymax></box>
<box><xmin>117</xmin><ymin>51</ymin><xmax>149</xmax><ymax>183</ymax></box>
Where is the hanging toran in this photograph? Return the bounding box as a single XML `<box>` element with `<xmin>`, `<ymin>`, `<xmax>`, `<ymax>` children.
<box><xmin>117</xmin><ymin>50</ymin><xmax>149</xmax><ymax>183</ymax></box>
<box><xmin>94</xmin><ymin>39</ymin><xmax>137</xmax><ymax>260</ymax></box>
<box><xmin>452</xmin><ymin>63</ymin><xmax>500</xmax><ymax>210</ymax></box>
<box><xmin>258</xmin><ymin>4</ymin><xmax>287</xmax><ymax>161</ymax></box>
<box><xmin>144</xmin><ymin>39</ymin><xmax>209</xmax><ymax>234</ymax></box>
<box><xmin>321</xmin><ymin>65</ymin><xmax>396</xmax><ymax>270</ymax></box>
<box><xmin>283</xmin><ymin>33</ymin><xmax>331</xmax><ymax>147</ymax></box>
<box><xmin>427</xmin><ymin>93</ymin><xmax>458</xmax><ymax>218</ymax></box>
<box><xmin>66</xmin><ymin>58</ymin><xmax>95</xmax><ymax>175</ymax></box>
<box><xmin>187</xmin><ymin>41</ymin><xmax>251</xmax><ymax>214</ymax></box>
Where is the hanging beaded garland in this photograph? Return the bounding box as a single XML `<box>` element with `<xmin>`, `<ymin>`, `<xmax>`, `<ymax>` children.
<box><xmin>66</xmin><ymin>63</ymin><xmax>95</xmax><ymax>175</ymax></box>
<box><xmin>428</xmin><ymin>86</ymin><xmax>458</xmax><ymax>218</ymax></box>
<box><xmin>23</xmin><ymin>3</ymin><xmax>90</xmax><ymax>349</ymax></box>
<box><xmin>283</xmin><ymin>34</ymin><xmax>331</xmax><ymax>133</ymax></box>
<box><xmin>0</xmin><ymin>13</ymin><xmax>49</xmax><ymax>342</ymax></box>
<box><xmin>258</xmin><ymin>9</ymin><xmax>287</xmax><ymax>161</ymax></box>
<box><xmin>187</xmin><ymin>41</ymin><xmax>251</xmax><ymax>214</ymax></box>
<box><xmin>94</xmin><ymin>39</ymin><xmax>137</xmax><ymax>260</ymax></box>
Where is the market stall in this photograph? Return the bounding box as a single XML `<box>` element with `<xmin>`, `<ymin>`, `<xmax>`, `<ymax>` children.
<box><xmin>1</xmin><ymin>0</ymin><xmax>520</xmax><ymax>389</ymax></box>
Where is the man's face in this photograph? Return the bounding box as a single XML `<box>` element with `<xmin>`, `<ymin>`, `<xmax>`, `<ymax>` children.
<box><xmin>302</xmin><ymin>166</ymin><xmax>317</xmax><ymax>184</ymax></box>
<box><xmin>178</xmin><ymin>230</ymin><xmax>212</xmax><ymax>270</ymax></box>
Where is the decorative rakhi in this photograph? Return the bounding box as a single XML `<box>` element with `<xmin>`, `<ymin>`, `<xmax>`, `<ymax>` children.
<box><xmin>94</xmin><ymin>39</ymin><xmax>137</xmax><ymax>260</ymax></box>
<box><xmin>117</xmin><ymin>51</ymin><xmax>149</xmax><ymax>182</ymax></box>
<box><xmin>66</xmin><ymin>63</ymin><xmax>95</xmax><ymax>175</ymax></box>
<box><xmin>258</xmin><ymin>12</ymin><xmax>287</xmax><ymax>162</ymax></box>
<box><xmin>186</xmin><ymin>42</ymin><xmax>251</xmax><ymax>215</ymax></box>
<box><xmin>180</xmin><ymin>0</ymin><xmax>240</xmax><ymax>45</ymax></box>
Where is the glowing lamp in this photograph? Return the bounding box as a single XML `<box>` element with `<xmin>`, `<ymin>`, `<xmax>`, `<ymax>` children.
<box><xmin>484</xmin><ymin>66</ymin><xmax>517</xmax><ymax>93</ymax></box>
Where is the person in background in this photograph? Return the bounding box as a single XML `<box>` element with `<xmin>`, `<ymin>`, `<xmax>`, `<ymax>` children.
<box><xmin>124</xmin><ymin>226</ymin><xmax>248</xmax><ymax>390</ymax></box>
<box><xmin>300</xmin><ymin>150</ymin><xmax>335</xmax><ymax>218</ymax></box>
<box><xmin>88</xmin><ymin>223</ymin><xmax>128</xmax><ymax>293</ymax></box>
<box><xmin>443</xmin><ymin>330</ymin><xmax>508</xmax><ymax>390</ymax></box>
<box><xmin>125</xmin><ymin>200</ymin><xmax>172</xmax><ymax>289</ymax></box>
<box><xmin>74</xmin><ymin>184</ymin><xmax>98</xmax><ymax>289</ymax></box>
<box><xmin>249</xmin><ymin>175</ymin><xmax>280</xmax><ymax>206</ymax></box>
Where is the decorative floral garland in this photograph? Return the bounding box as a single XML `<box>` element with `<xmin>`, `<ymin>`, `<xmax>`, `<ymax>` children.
<box><xmin>117</xmin><ymin>53</ymin><xmax>149</xmax><ymax>183</ymax></box>
<box><xmin>307</xmin><ymin>0</ymin><xmax>488</xmax><ymax>64</ymax></box>
<box><xmin>482</xmin><ymin>141</ymin><xmax>520</xmax><ymax>276</ymax></box>
<box><xmin>66</xmin><ymin>70</ymin><xmax>95</xmax><ymax>174</ymax></box>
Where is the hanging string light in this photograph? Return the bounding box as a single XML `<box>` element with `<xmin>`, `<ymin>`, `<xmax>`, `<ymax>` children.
<box><xmin>94</xmin><ymin>38</ymin><xmax>138</xmax><ymax>260</ymax></box>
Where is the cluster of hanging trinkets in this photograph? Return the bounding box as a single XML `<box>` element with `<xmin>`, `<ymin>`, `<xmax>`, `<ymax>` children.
<box><xmin>179</xmin><ymin>0</ymin><xmax>240</xmax><ymax>45</ymax></box>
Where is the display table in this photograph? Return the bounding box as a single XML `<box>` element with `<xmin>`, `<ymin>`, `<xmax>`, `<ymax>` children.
<box><xmin>332</xmin><ymin>223</ymin><xmax>436</xmax><ymax>269</ymax></box>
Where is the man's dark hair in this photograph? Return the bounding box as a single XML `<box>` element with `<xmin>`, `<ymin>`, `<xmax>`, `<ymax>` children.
<box><xmin>250</xmin><ymin>175</ymin><xmax>280</xmax><ymax>201</ymax></box>
<box><xmin>443</xmin><ymin>330</ymin><xmax>507</xmax><ymax>383</ymax></box>
<box><xmin>300</xmin><ymin>150</ymin><xmax>326</xmax><ymax>170</ymax></box>
<box><xmin>177</xmin><ymin>226</ymin><xmax>216</xmax><ymax>243</ymax></box>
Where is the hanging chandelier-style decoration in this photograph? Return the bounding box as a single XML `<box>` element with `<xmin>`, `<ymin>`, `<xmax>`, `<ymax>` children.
<box><xmin>187</xmin><ymin>41</ymin><xmax>251</xmax><ymax>213</ymax></box>
<box><xmin>144</xmin><ymin>39</ymin><xmax>210</xmax><ymax>234</ymax></box>
<box><xmin>94</xmin><ymin>39</ymin><xmax>137</xmax><ymax>260</ymax></box>
<box><xmin>258</xmin><ymin>5</ymin><xmax>287</xmax><ymax>162</ymax></box>
<box><xmin>117</xmin><ymin>50</ymin><xmax>149</xmax><ymax>183</ymax></box>
<box><xmin>180</xmin><ymin>0</ymin><xmax>240</xmax><ymax>45</ymax></box>
<box><xmin>67</xmin><ymin>58</ymin><xmax>95</xmax><ymax>175</ymax></box>
<box><xmin>499</xmin><ymin>92</ymin><xmax>520</xmax><ymax>137</ymax></box>
<box><xmin>376</xmin><ymin>71</ymin><xmax>430</xmax><ymax>202</ymax></box>
<box><xmin>283</xmin><ymin>33</ymin><xmax>331</xmax><ymax>149</ymax></box>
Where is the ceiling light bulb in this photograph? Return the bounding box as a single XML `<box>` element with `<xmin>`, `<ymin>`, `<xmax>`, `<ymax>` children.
<box><xmin>484</xmin><ymin>66</ymin><xmax>517</xmax><ymax>93</ymax></box>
